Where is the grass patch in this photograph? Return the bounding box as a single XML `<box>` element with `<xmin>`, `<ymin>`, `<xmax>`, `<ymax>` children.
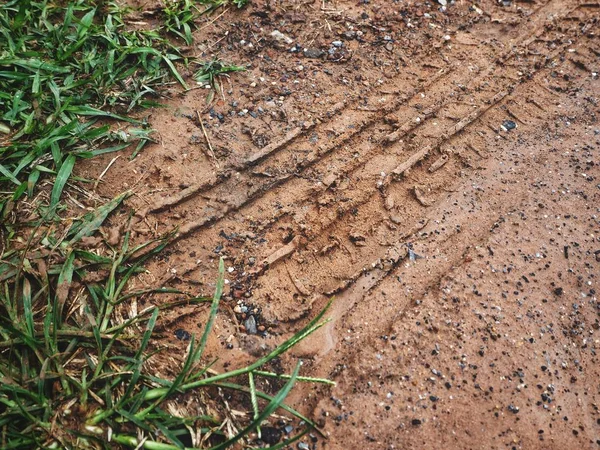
<box><xmin>0</xmin><ymin>0</ymin><xmax>330</xmax><ymax>448</ymax></box>
<box><xmin>0</xmin><ymin>203</ymin><xmax>332</xmax><ymax>447</ymax></box>
<box><xmin>0</xmin><ymin>0</ymin><xmax>247</xmax><ymax>218</ymax></box>
<box><xmin>0</xmin><ymin>0</ymin><xmax>188</xmax><ymax>219</ymax></box>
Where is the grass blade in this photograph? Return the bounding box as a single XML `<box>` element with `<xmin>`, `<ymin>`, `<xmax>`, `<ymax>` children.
<box><xmin>209</xmin><ymin>362</ymin><xmax>302</xmax><ymax>450</ymax></box>
<box><xmin>50</xmin><ymin>154</ymin><xmax>75</xmax><ymax>210</ymax></box>
<box><xmin>197</xmin><ymin>257</ymin><xmax>224</xmax><ymax>358</ymax></box>
<box><xmin>0</xmin><ymin>164</ymin><xmax>21</xmax><ymax>186</ymax></box>
<box><xmin>66</xmin><ymin>191</ymin><xmax>130</xmax><ymax>245</ymax></box>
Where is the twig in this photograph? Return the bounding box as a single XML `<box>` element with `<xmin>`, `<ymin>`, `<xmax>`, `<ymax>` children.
<box><xmin>206</xmin><ymin>33</ymin><xmax>229</xmax><ymax>51</ymax></box>
<box><xmin>94</xmin><ymin>155</ymin><xmax>120</xmax><ymax>190</ymax></box>
<box><xmin>196</xmin><ymin>111</ymin><xmax>219</xmax><ymax>168</ymax></box>
<box><xmin>199</xmin><ymin>7</ymin><xmax>229</xmax><ymax>31</ymax></box>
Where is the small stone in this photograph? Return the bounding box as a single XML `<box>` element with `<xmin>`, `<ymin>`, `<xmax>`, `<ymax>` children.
<box><xmin>411</xmin><ymin>418</ymin><xmax>422</xmax><ymax>426</ymax></box>
<box><xmin>385</xmin><ymin>196</ymin><xmax>395</xmax><ymax>210</ymax></box>
<box><xmin>174</xmin><ymin>329</ymin><xmax>191</xmax><ymax>341</ymax></box>
<box><xmin>189</xmin><ymin>134</ymin><xmax>202</xmax><ymax>145</ymax></box>
<box><xmin>332</xmin><ymin>40</ymin><xmax>343</xmax><ymax>47</ymax></box>
<box><xmin>245</xmin><ymin>315</ymin><xmax>258</xmax><ymax>334</ymax></box>
<box><xmin>508</xmin><ymin>404</ymin><xmax>520</xmax><ymax>414</ymax></box>
<box><xmin>304</xmin><ymin>48</ymin><xmax>324</xmax><ymax>59</ymax></box>
<box><xmin>261</xmin><ymin>427</ymin><xmax>282</xmax><ymax>445</ymax></box>
<box><xmin>298</xmin><ymin>443</ymin><xmax>310</xmax><ymax>450</ymax></box>
<box><xmin>271</xmin><ymin>30</ymin><xmax>293</xmax><ymax>44</ymax></box>
<box><xmin>389</xmin><ymin>214</ymin><xmax>402</xmax><ymax>224</ymax></box>
<box><xmin>554</xmin><ymin>287</ymin><xmax>564</xmax><ymax>296</ymax></box>
<box><xmin>501</xmin><ymin>120</ymin><xmax>517</xmax><ymax>132</ymax></box>
<box><xmin>323</xmin><ymin>173</ymin><xmax>337</xmax><ymax>187</ymax></box>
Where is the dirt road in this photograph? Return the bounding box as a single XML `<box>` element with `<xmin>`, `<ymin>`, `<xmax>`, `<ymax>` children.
<box><xmin>81</xmin><ymin>0</ymin><xmax>600</xmax><ymax>447</ymax></box>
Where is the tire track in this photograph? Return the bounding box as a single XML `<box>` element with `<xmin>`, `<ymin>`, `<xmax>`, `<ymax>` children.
<box><xmin>142</xmin><ymin>0</ymin><xmax>563</xmax><ymax>217</ymax></box>
<box><xmin>140</xmin><ymin>1</ymin><xmax>592</xmax><ymax>304</ymax></box>
<box><xmin>236</xmin><ymin>6</ymin><xmax>592</xmax><ymax>250</ymax></box>
<box><xmin>145</xmin><ymin>0</ymin><xmax>573</xmax><ymax>244</ymax></box>
<box><xmin>143</xmin><ymin>59</ymin><xmax>449</xmax><ymax>215</ymax></box>
<box><xmin>246</xmin><ymin>14</ymin><xmax>598</xmax><ymax>321</ymax></box>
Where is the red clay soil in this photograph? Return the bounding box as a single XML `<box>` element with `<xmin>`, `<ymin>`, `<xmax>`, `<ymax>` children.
<box><xmin>79</xmin><ymin>0</ymin><xmax>600</xmax><ymax>448</ymax></box>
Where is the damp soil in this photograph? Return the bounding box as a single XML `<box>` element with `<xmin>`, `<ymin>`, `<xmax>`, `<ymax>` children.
<box><xmin>78</xmin><ymin>0</ymin><xmax>600</xmax><ymax>448</ymax></box>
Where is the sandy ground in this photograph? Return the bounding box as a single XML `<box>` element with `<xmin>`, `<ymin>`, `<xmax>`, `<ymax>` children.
<box><xmin>79</xmin><ymin>0</ymin><xmax>600</xmax><ymax>448</ymax></box>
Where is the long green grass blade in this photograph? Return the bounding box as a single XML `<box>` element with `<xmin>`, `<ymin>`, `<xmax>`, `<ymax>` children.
<box><xmin>50</xmin><ymin>154</ymin><xmax>75</xmax><ymax>209</ymax></box>
<box><xmin>197</xmin><ymin>257</ymin><xmax>224</xmax><ymax>358</ymax></box>
<box><xmin>0</xmin><ymin>164</ymin><xmax>21</xmax><ymax>186</ymax></box>
<box><xmin>0</xmin><ymin>2</ymin><xmax>333</xmax><ymax>448</ymax></box>
<box><xmin>66</xmin><ymin>191</ymin><xmax>129</xmax><ymax>245</ymax></box>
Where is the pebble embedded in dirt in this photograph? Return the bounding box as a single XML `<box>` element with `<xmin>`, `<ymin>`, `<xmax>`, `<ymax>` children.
<box><xmin>271</xmin><ymin>30</ymin><xmax>293</xmax><ymax>45</ymax></box>
<box><xmin>304</xmin><ymin>48</ymin><xmax>324</xmax><ymax>59</ymax></box>
<box><xmin>260</xmin><ymin>426</ymin><xmax>282</xmax><ymax>445</ymax></box>
<box><xmin>244</xmin><ymin>315</ymin><xmax>258</xmax><ymax>334</ymax></box>
<box><xmin>508</xmin><ymin>404</ymin><xmax>520</xmax><ymax>414</ymax></box>
<box><xmin>174</xmin><ymin>329</ymin><xmax>191</xmax><ymax>341</ymax></box>
<box><xmin>501</xmin><ymin>120</ymin><xmax>517</xmax><ymax>132</ymax></box>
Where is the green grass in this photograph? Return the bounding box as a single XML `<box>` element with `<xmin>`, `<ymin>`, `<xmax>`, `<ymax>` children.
<box><xmin>0</xmin><ymin>0</ymin><xmax>182</xmax><ymax>218</ymax></box>
<box><xmin>162</xmin><ymin>0</ymin><xmax>249</xmax><ymax>43</ymax></box>
<box><xmin>0</xmin><ymin>209</ymin><xmax>332</xmax><ymax>447</ymax></box>
<box><xmin>163</xmin><ymin>0</ymin><xmax>199</xmax><ymax>45</ymax></box>
<box><xmin>0</xmin><ymin>0</ymin><xmax>247</xmax><ymax>218</ymax></box>
<box><xmin>194</xmin><ymin>59</ymin><xmax>245</xmax><ymax>90</ymax></box>
<box><xmin>0</xmin><ymin>0</ymin><xmax>330</xmax><ymax>448</ymax></box>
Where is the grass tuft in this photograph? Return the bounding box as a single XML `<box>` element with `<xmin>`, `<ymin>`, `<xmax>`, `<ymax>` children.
<box><xmin>0</xmin><ymin>201</ymin><xmax>332</xmax><ymax>447</ymax></box>
<box><xmin>193</xmin><ymin>60</ymin><xmax>245</xmax><ymax>93</ymax></box>
<box><xmin>0</xmin><ymin>0</ymin><xmax>187</xmax><ymax>217</ymax></box>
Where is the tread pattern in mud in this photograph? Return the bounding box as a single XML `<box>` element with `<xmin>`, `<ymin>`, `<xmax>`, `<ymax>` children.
<box><xmin>140</xmin><ymin>0</ymin><xmax>599</xmax><ymax>325</ymax></box>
